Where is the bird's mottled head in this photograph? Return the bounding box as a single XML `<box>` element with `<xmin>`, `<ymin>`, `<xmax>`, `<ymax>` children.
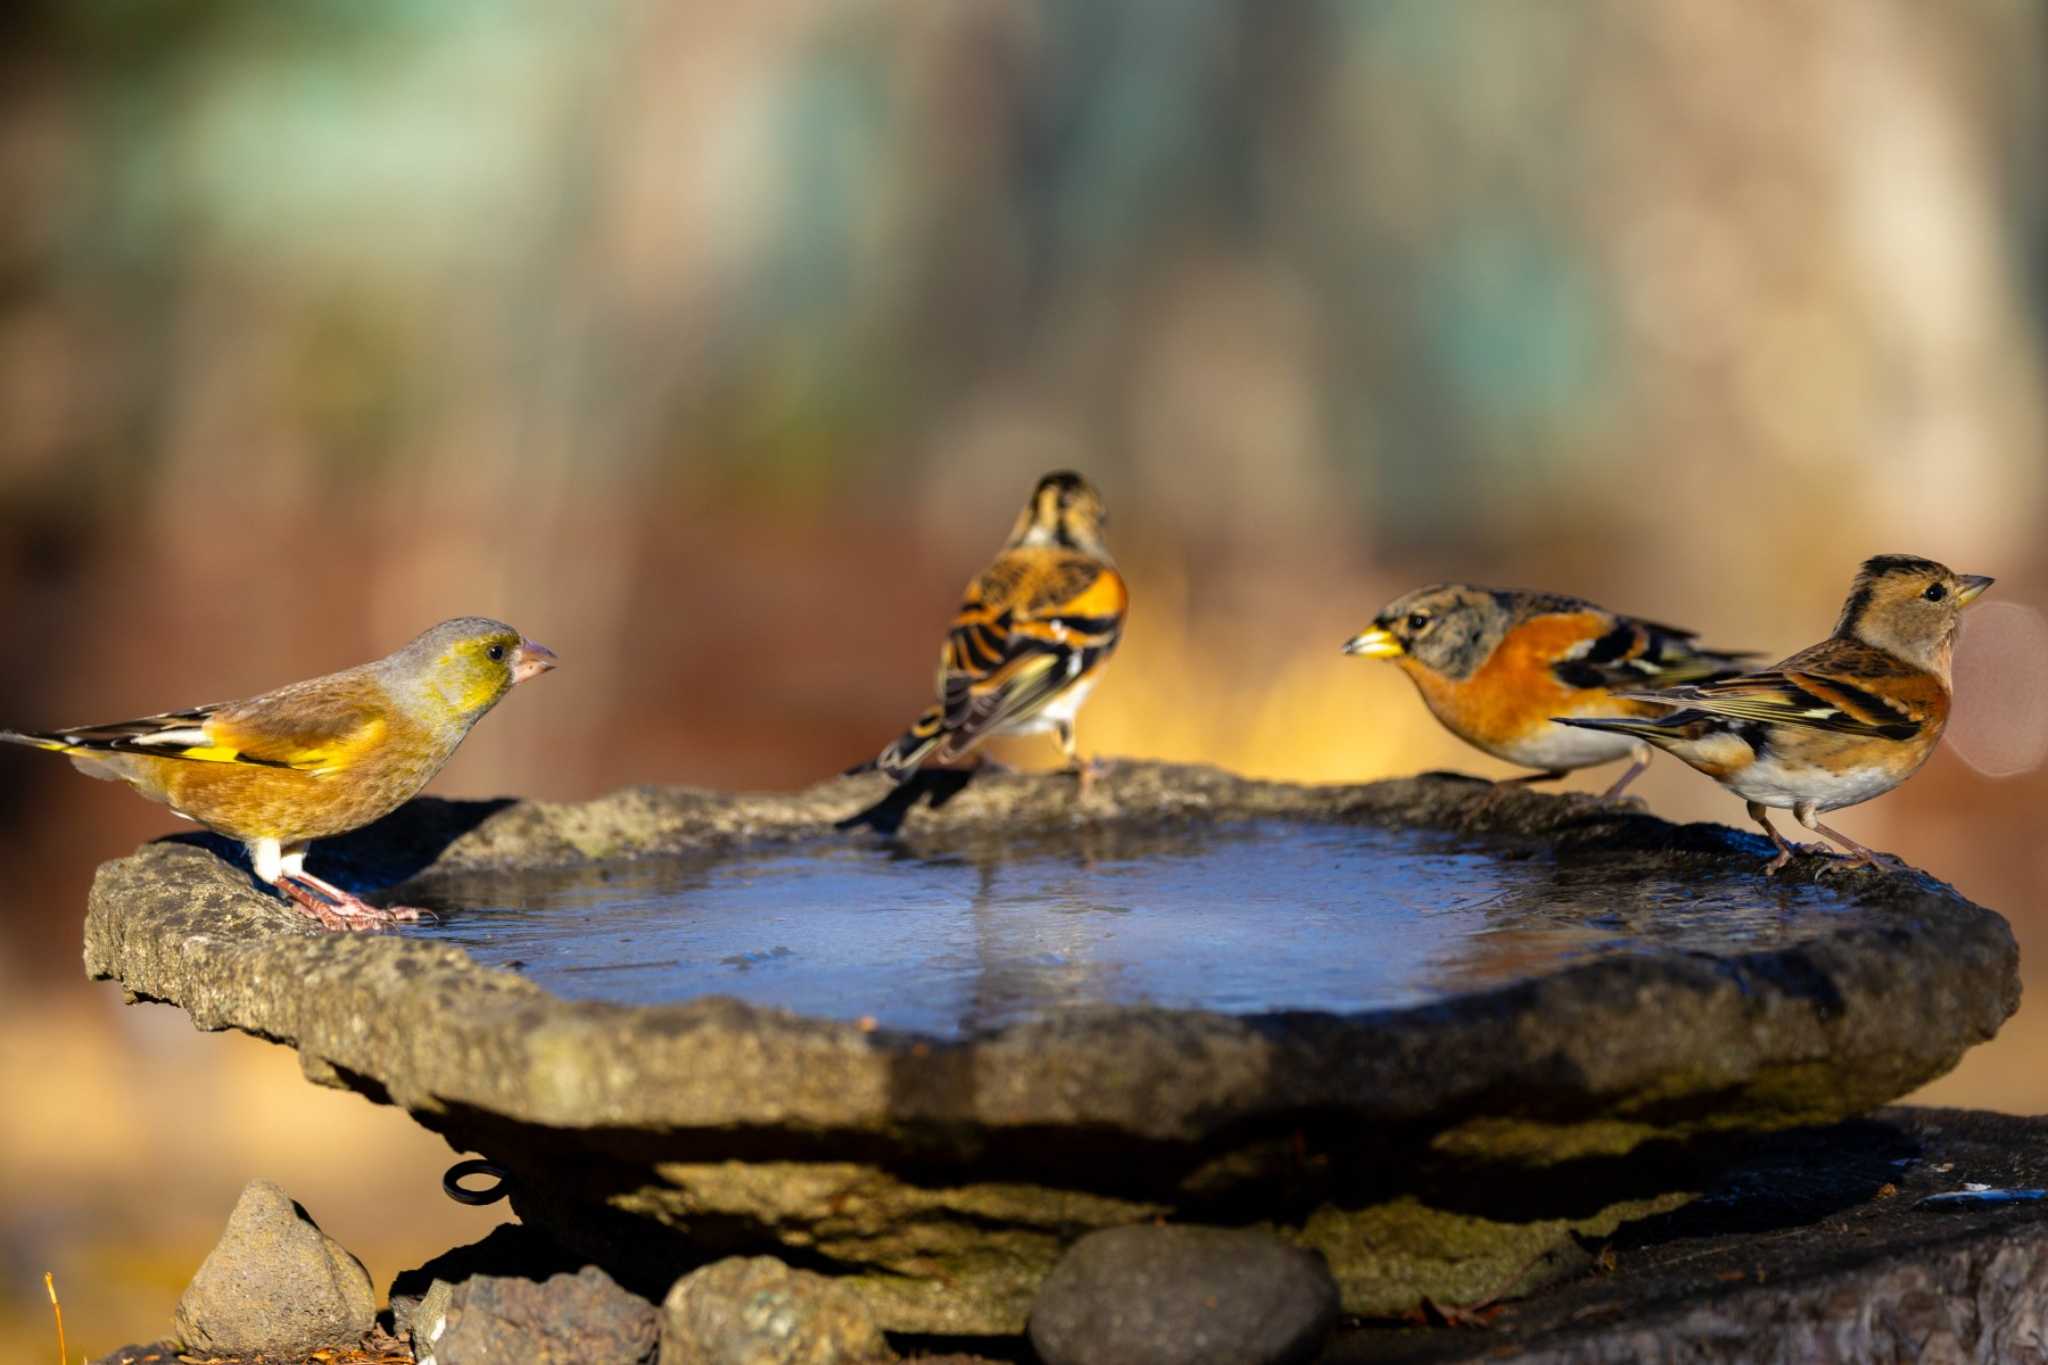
<box><xmin>388</xmin><ymin>617</ymin><xmax>559</xmax><ymax>721</ymax></box>
<box><xmin>1834</xmin><ymin>555</ymin><xmax>1992</xmax><ymax>678</ymax></box>
<box><xmin>1008</xmin><ymin>470</ymin><xmax>1111</xmax><ymax>555</ymax></box>
<box><xmin>1343</xmin><ymin>583</ymin><xmax>1511</xmax><ymax>682</ymax></box>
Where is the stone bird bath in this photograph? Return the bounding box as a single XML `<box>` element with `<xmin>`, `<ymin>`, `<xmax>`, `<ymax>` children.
<box><xmin>81</xmin><ymin>761</ymin><xmax>2019</xmax><ymax>1335</ymax></box>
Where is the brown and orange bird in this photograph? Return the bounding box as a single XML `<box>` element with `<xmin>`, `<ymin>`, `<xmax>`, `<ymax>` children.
<box><xmin>2</xmin><ymin>618</ymin><xmax>557</xmax><ymax>929</ymax></box>
<box><xmin>1556</xmin><ymin>555</ymin><xmax>1991</xmax><ymax>873</ymax></box>
<box><xmin>866</xmin><ymin>471</ymin><xmax>1126</xmax><ymax>785</ymax></box>
<box><xmin>1344</xmin><ymin>585</ymin><xmax>1752</xmax><ymax>799</ymax></box>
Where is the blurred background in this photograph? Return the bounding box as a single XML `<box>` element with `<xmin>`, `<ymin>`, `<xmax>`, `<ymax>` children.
<box><xmin>3</xmin><ymin>0</ymin><xmax>2046</xmax><ymax>1354</ymax></box>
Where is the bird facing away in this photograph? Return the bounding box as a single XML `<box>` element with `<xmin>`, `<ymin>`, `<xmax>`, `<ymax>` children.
<box><xmin>1343</xmin><ymin>585</ymin><xmax>1754</xmax><ymax>800</ymax></box>
<box><xmin>2</xmin><ymin>618</ymin><xmax>558</xmax><ymax>929</ymax></box>
<box><xmin>1554</xmin><ymin>555</ymin><xmax>1991</xmax><ymax>873</ymax></box>
<box><xmin>867</xmin><ymin>471</ymin><xmax>1127</xmax><ymax>785</ymax></box>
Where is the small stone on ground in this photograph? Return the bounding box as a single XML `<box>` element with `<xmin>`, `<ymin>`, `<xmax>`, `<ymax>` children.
<box><xmin>1028</xmin><ymin>1224</ymin><xmax>1340</xmax><ymax>1365</ymax></box>
<box><xmin>388</xmin><ymin>1220</ymin><xmax>586</xmax><ymax>1343</ymax></box>
<box><xmin>661</xmin><ymin>1255</ymin><xmax>896</xmax><ymax>1364</ymax></box>
<box><xmin>173</xmin><ymin>1178</ymin><xmax>376</xmax><ymax>1359</ymax></box>
<box><xmin>421</xmin><ymin>1264</ymin><xmax>658</xmax><ymax>1364</ymax></box>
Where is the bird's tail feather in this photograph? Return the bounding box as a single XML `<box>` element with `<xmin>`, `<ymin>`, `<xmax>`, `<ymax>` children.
<box><xmin>858</xmin><ymin>707</ymin><xmax>949</xmax><ymax>784</ymax></box>
<box><xmin>0</xmin><ymin>729</ymin><xmax>73</xmax><ymax>753</ymax></box>
<box><xmin>1552</xmin><ymin>714</ymin><xmax>1682</xmax><ymax>741</ymax></box>
<box><xmin>1664</xmin><ymin>647</ymin><xmax>1758</xmax><ymax>686</ymax></box>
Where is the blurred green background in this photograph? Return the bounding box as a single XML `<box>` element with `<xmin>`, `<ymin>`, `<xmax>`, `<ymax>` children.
<box><xmin>4</xmin><ymin>0</ymin><xmax>2048</xmax><ymax>1355</ymax></box>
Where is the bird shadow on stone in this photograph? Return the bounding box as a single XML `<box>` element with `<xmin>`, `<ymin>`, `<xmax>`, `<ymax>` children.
<box><xmin>835</xmin><ymin>768</ymin><xmax>980</xmax><ymax>837</ymax></box>
<box><xmin>159</xmin><ymin>795</ymin><xmax>517</xmax><ymax>899</ymax></box>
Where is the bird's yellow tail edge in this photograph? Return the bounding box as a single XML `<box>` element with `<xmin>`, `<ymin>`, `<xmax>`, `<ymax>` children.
<box><xmin>0</xmin><ymin>730</ymin><xmax>75</xmax><ymax>754</ymax></box>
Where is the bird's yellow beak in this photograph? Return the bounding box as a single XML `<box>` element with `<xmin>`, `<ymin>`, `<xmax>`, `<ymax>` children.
<box><xmin>511</xmin><ymin>640</ymin><xmax>559</xmax><ymax>684</ymax></box>
<box><xmin>1956</xmin><ymin>574</ymin><xmax>1994</xmax><ymax>606</ymax></box>
<box><xmin>1341</xmin><ymin>626</ymin><xmax>1404</xmax><ymax>659</ymax></box>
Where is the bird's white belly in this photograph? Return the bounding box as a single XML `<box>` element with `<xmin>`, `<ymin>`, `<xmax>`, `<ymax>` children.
<box><xmin>1724</xmin><ymin>754</ymin><xmax>1906</xmax><ymax>813</ymax></box>
<box><xmin>1494</xmin><ymin>721</ymin><xmax>1639</xmax><ymax>772</ymax></box>
<box><xmin>1001</xmin><ymin>671</ymin><xmax>1098</xmax><ymax>735</ymax></box>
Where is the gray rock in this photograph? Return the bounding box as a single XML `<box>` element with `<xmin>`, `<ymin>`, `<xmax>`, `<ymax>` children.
<box><xmin>389</xmin><ymin>1221</ymin><xmax>583</xmax><ymax>1343</ymax></box>
<box><xmin>172</xmin><ymin>1178</ymin><xmax>375</xmax><ymax>1357</ymax></box>
<box><xmin>421</xmin><ymin>1265</ymin><xmax>657</xmax><ymax>1365</ymax></box>
<box><xmin>81</xmin><ymin>762</ymin><xmax>2022</xmax><ymax>1332</ymax></box>
<box><xmin>1029</xmin><ymin>1225</ymin><xmax>1339</xmax><ymax>1365</ymax></box>
<box><xmin>659</xmin><ymin>1257</ymin><xmax>894</xmax><ymax>1365</ymax></box>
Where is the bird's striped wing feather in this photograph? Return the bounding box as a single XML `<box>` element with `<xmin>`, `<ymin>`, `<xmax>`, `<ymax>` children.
<box><xmin>1550</xmin><ymin>614</ymin><xmax>1753</xmax><ymax>691</ymax></box>
<box><xmin>934</xmin><ymin>551</ymin><xmax>1125</xmax><ymax>753</ymax></box>
<box><xmin>10</xmin><ymin>691</ymin><xmax>387</xmax><ymax>774</ymax></box>
<box><xmin>1622</xmin><ymin>669</ymin><xmax>1926</xmax><ymax>741</ymax></box>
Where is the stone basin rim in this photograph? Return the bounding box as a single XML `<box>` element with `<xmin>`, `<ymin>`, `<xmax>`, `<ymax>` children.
<box><xmin>81</xmin><ymin>761</ymin><xmax>2020</xmax><ymax>1145</ymax></box>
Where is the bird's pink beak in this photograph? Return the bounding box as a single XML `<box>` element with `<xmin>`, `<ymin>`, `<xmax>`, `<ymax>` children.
<box><xmin>511</xmin><ymin>640</ymin><xmax>559</xmax><ymax>685</ymax></box>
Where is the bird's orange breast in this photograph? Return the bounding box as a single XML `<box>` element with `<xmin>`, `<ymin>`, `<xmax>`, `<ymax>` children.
<box><xmin>1400</xmin><ymin>612</ymin><xmax>1658</xmax><ymax>757</ymax></box>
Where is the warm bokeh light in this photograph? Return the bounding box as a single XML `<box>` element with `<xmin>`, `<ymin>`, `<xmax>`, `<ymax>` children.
<box><xmin>1</xmin><ymin>1</ymin><xmax>2045</xmax><ymax>1356</ymax></box>
<box><xmin>1948</xmin><ymin>601</ymin><xmax>2048</xmax><ymax>779</ymax></box>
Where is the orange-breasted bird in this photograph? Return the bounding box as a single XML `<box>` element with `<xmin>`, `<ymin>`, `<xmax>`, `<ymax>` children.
<box><xmin>866</xmin><ymin>471</ymin><xmax>1127</xmax><ymax>784</ymax></box>
<box><xmin>2</xmin><ymin>618</ymin><xmax>557</xmax><ymax>929</ymax></box>
<box><xmin>1555</xmin><ymin>555</ymin><xmax>1990</xmax><ymax>873</ymax></box>
<box><xmin>1344</xmin><ymin>585</ymin><xmax>1753</xmax><ymax>799</ymax></box>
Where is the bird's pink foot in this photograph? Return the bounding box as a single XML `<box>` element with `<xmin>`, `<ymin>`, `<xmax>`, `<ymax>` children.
<box><xmin>1763</xmin><ymin>841</ymin><xmax>1835</xmax><ymax>876</ymax></box>
<box><xmin>275</xmin><ymin>874</ymin><xmax>431</xmax><ymax>932</ymax></box>
<box><xmin>1813</xmin><ymin>848</ymin><xmax>1905</xmax><ymax>877</ymax></box>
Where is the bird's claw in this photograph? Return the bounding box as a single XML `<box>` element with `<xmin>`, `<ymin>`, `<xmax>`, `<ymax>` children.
<box><xmin>276</xmin><ymin>875</ymin><xmax>435</xmax><ymax>932</ymax></box>
<box><xmin>1763</xmin><ymin>841</ymin><xmax>1837</xmax><ymax>876</ymax></box>
<box><xmin>1063</xmin><ymin>755</ymin><xmax>1109</xmax><ymax>799</ymax></box>
<box><xmin>1814</xmin><ymin>849</ymin><xmax>1905</xmax><ymax>878</ymax></box>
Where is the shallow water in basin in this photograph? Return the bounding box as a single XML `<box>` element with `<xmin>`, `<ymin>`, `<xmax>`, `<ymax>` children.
<box><xmin>404</xmin><ymin>821</ymin><xmax>1856</xmax><ymax>1037</ymax></box>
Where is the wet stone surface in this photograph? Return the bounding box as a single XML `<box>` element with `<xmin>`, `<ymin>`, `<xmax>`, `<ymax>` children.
<box><xmin>81</xmin><ymin>762</ymin><xmax>2022</xmax><ymax>1334</ymax></box>
<box><xmin>400</xmin><ymin>821</ymin><xmax>1866</xmax><ymax>1034</ymax></box>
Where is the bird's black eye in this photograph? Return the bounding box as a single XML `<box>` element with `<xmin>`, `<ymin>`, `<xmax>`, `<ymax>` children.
<box><xmin>486</xmin><ymin>643</ymin><xmax>507</xmax><ymax>662</ymax></box>
<box><xmin>1923</xmin><ymin>584</ymin><xmax>1947</xmax><ymax>603</ymax></box>
<box><xmin>1406</xmin><ymin>612</ymin><xmax>1430</xmax><ymax>632</ymax></box>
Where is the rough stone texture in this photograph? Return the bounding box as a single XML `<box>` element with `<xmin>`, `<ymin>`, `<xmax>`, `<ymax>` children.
<box><xmin>388</xmin><ymin>1221</ymin><xmax>586</xmax><ymax>1344</ymax></box>
<box><xmin>171</xmin><ymin>1178</ymin><xmax>376</xmax><ymax>1358</ymax></box>
<box><xmin>1322</xmin><ymin>1107</ymin><xmax>2048</xmax><ymax>1363</ymax></box>
<box><xmin>413</xmin><ymin>1265</ymin><xmax>658</xmax><ymax>1364</ymax></box>
<box><xmin>81</xmin><ymin>762</ymin><xmax>2021</xmax><ymax>1332</ymax></box>
<box><xmin>1029</xmin><ymin>1224</ymin><xmax>1339</xmax><ymax>1365</ymax></box>
<box><xmin>659</xmin><ymin>1256</ymin><xmax>895</xmax><ymax>1364</ymax></box>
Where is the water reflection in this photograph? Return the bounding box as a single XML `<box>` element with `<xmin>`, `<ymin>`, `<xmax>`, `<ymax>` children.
<box><xmin>403</xmin><ymin>822</ymin><xmax>1856</xmax><ymax>1038</ymax></box>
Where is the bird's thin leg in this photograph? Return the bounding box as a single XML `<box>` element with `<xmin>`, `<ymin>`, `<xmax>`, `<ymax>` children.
<box><xmin>1598</xmin><ymin>744</ymin><xmax>1652</xmax><ymax>802</ymax></box>
<box><xmin>1052</xmin><ymin>719</ymin><xmax>1098</xmax><ymax>798</ymax></box>
<box><xmin>1797</xmin><ymin>807</ymin><xmax>1906</xmax><ymax>873</ymax></box>
<box><xmin>1053</xmin><ymin>719</ymin><xmax>1079</xmax><ymax>772</ymax></box>
<box><xmin>1748</xmin><ymin>802</ymin><xmax>1799</xmax><ymax>875</ymax></box>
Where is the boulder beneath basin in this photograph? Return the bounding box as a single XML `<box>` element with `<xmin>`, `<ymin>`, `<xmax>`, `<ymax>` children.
<box><xmin>82</xmin><ymin>762</ymin><xmax>2021</xmax><ymax>1333</ymax></box>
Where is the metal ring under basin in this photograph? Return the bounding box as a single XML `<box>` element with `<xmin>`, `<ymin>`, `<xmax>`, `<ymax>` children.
<box><xmin>442</xmin><ymin>1158</ymin><xmax>512</xmax><ymax>1206</ymax></box>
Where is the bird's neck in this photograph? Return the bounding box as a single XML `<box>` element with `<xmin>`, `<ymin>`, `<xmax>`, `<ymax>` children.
<box><xmin>1848</xmin><ymin>621</ymin><xmax>1956</xmax><ymax>690</ymax></box>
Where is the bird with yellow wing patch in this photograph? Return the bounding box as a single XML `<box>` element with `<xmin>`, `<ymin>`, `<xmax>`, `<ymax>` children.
<box><xmin>2</xmin><ymin>617</ymin><xmax>556</xmax><ymax>929</ymax></box>
<box><xmin>867</xmin><ymin>471</ymin><xmax>1127</xmax><ymax>788</ymax></box>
